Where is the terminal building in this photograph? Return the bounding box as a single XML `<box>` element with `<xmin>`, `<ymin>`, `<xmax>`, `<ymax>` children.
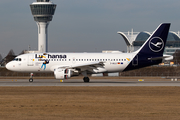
<box><xmin>118</xmin><ymin>29</ymin><xmax>180</xmax><ymax>55</ymax></box>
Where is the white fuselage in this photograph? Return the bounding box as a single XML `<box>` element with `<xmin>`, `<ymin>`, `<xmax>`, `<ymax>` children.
<box><xmin>6</xmin><ymin>52</ymin><xmax>135</xmax><ymax>73</ymax></box>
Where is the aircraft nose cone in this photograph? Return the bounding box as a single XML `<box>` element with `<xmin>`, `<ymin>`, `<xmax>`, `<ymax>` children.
<box><xmin>5</xmin><ymin>62</ymin><xmax>13</xmax><ymax>71</ymax></box>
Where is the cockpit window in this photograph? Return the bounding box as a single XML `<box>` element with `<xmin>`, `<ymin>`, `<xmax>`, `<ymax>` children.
<box><xmin>13</xmin><ymin>58</ymin><xmax>18</xmax><ymax>61</ymax></box>
<box><xmin>13</xmin><ymin>58</ymin><xmax>22</xmax><ymax>61</ymax></box>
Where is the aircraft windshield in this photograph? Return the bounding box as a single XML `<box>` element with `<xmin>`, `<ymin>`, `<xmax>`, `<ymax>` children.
<box><xmin>13</xmin><ymin>58</ymin><xmax>22</xmax><ymax>61</ymax></box>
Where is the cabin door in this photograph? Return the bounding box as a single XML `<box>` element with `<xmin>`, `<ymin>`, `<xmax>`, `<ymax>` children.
<box><xmin>27</xmin><ymin>55</ymin><xmax>34</xmax><ymax>66</ymax></box>
<box><xmin>132</xmin><ymin>55</ymin><xmax>138</xmax><ymax>66</ymax></box>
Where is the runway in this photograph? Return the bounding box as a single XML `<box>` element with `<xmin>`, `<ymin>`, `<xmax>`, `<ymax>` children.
<box><xmin>0</xmin><ymin>78</ymin><xmax>180</xmax><ymax>86</ymax></box>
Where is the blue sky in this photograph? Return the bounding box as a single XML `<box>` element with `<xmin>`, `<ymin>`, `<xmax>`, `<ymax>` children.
<box><xmin>0</xmin><ymin>0</ymin><xmax>180</xmax><ymax>57</ymax></box>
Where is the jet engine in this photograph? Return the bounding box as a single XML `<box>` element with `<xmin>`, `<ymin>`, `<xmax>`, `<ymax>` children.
<box><xmin>54</xmin><ymin>68</ymin><xmax>72</xmax><ymax>80</ymax></box>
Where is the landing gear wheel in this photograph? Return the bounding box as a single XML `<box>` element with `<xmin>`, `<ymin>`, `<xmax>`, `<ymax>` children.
<box><xmin>29</xmin><ymin>73</ymin><xmax>34</xmax><ymax>82</ymax></box>
<box><xmin>83</xmin><ymin>77</ymin><xmax>90</xmax><ymax>83</ymax></box>
<box><xmin>29</xmin><ymin>78</ymin><xmax>33</xmax><ymax>82</ymax></box>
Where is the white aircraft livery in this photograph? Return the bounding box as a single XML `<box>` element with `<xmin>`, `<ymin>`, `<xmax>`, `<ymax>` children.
<box><xmin>6</xmin><ymin>23</ymin><xmax>171</xmax><ymax>82</ymax></box>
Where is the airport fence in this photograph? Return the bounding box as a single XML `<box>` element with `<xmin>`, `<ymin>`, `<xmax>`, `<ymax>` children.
<box><xmin>0</xmin><ymin>72</ymin><xmax>180</xmax><ymax>77</ymax></box>
<box><xmin>1</xmin><ymin>73</ymin><xmax>180</xmax><ymax>77</ymax></box>
<box><xmin>0</xmin><ymin>72</ymin><xmax>54</xmax><ymax>77</ymax></box>
<box><xmin>119</xmin><ymin>72</ymin><xmax>180</xmax><ymax>77</ymax></box>
<box><xmin>120</xmin><ymin>66</ymin><xmax>180</xmax><ymax>77</ymax></box>
<box><xmin>0</xmin><ymin>66</ymin><xmax>180</xmax><ymax>77</ymax></box>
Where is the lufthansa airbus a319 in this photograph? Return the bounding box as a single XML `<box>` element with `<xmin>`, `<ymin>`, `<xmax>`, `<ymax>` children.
<box><xmin>6</xmin><ymin>23</ymin><xmax>172</xmax><ymax>82</ymax></box>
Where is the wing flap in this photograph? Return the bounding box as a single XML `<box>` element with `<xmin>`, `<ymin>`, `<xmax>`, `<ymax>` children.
<box><xmin>67</xmin><ymin>62</ymin><xmax>104</xmax><ymax>70</ymax></box>
<box><xmin>51</xmin><ymin>62</ymin><xmax>105</xmax><ymax>73</ymax></box>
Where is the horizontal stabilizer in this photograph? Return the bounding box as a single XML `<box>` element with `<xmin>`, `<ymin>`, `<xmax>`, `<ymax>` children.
<box><xmin>148</xmin><ymin>55</ymin><xmax>173</xmax><ymax>61</ymax></box>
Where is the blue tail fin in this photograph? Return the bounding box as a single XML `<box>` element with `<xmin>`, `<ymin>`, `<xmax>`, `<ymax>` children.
<box><xmin>124</xmin><ymin>23</ymin><xmax>170</xmax><ymax>71</ymax></box>
<box><xmin>137</xmin><ymin>23</ymin><xmax>170</xmax><ymax>56</ymax></box>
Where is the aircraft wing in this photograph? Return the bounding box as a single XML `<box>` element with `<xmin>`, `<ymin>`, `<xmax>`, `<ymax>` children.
<box><xmin>51</xmin><ymin>62</ymin><xmax>105</xmax><ymax>73</ymax></box>
<box><xmin>67</xmin><ymin>62</ymin><xmax>104</xmax><ymax>69</ymax></box>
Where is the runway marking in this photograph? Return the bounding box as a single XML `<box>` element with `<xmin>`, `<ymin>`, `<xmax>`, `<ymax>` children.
<box><xmin>0</xmin><ymin>80</ymin><xmax>14</xmax><ymax>82</ymax></box>
<box><xmin>0</xmin><ymin>79</ymin><xmax>180</xmax><ymax>86</ymax></box>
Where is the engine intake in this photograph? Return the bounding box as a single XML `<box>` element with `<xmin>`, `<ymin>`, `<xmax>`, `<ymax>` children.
<box><xmin>54</xmin><ymin>69</ymin><xmax>72</xmax><ymax>80</ymax></box>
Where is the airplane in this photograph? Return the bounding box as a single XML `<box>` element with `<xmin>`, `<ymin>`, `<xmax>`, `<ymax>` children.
<box><xmin>6</xmin><ymin>23</ymin><xmax>171</xmax><ymax>83</ymax></box>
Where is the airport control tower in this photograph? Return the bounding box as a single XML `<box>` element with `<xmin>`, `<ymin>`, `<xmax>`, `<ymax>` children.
<box><xmin>30</xmin><ymin>0</ymin><xmax>56</xmax><ymax>53</ymax></box>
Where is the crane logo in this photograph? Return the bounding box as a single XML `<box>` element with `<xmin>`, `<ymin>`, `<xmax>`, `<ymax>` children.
<box><xmin>149</xmin><ymin>37</ymin><xmax>164</xmax><ymax>52</ymax></box>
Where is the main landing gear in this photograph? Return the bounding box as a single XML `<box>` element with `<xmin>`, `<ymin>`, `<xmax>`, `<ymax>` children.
<box><xmin>29</xmin><ymin>73</ymin><xmax>33</xmax><ymax>82</ymax></box>
<box><xmin>82</xmin><ymin>71</ymin><xmax>90</xmax><ymax>83</ymax></box>
<box><xmin>83</xmin><ymin>77</ymin><xmax>90</xmax><ymax>83</ymax></box>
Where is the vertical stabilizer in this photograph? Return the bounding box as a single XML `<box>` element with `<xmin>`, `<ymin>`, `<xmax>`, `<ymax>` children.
<box><xmin>136</xmin><ymin>23</ymin><xmax>170</xmax><ymax>56</ymax></box>
<box><xmin>124</xmin><ymin>23</ymin><xmax>170</xmax><ymax>71</ymax></box>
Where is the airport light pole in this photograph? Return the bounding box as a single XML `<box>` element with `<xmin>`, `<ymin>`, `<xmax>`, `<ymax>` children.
<box><xmin>30</xmin><ymin>0</ymin><xmax>56</xmax><ymax>53</ymax></box>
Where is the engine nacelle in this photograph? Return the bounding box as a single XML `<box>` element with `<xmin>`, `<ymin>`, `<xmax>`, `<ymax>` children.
<box><xmin>54</xmin><ymin>69</ymin><xmax>72</xmax><ymax>80</ymax></box>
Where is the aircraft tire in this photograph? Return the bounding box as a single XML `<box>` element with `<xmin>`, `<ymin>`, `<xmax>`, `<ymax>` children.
<box><xmin>83</xmin><ymin>77</ymin><xmax>90</xmax><ymax>83</ymax></box>
<box><xmin>29</xmin><ymin>78</ymin><xmax>33</xmax><ymax>82</ymax></box>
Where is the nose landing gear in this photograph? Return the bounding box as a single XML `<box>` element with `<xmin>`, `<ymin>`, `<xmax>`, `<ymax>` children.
<box><xmin>29</xmin><ymin>73</ymin><xmax>33</xmax><ymax>82</ymax></box>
